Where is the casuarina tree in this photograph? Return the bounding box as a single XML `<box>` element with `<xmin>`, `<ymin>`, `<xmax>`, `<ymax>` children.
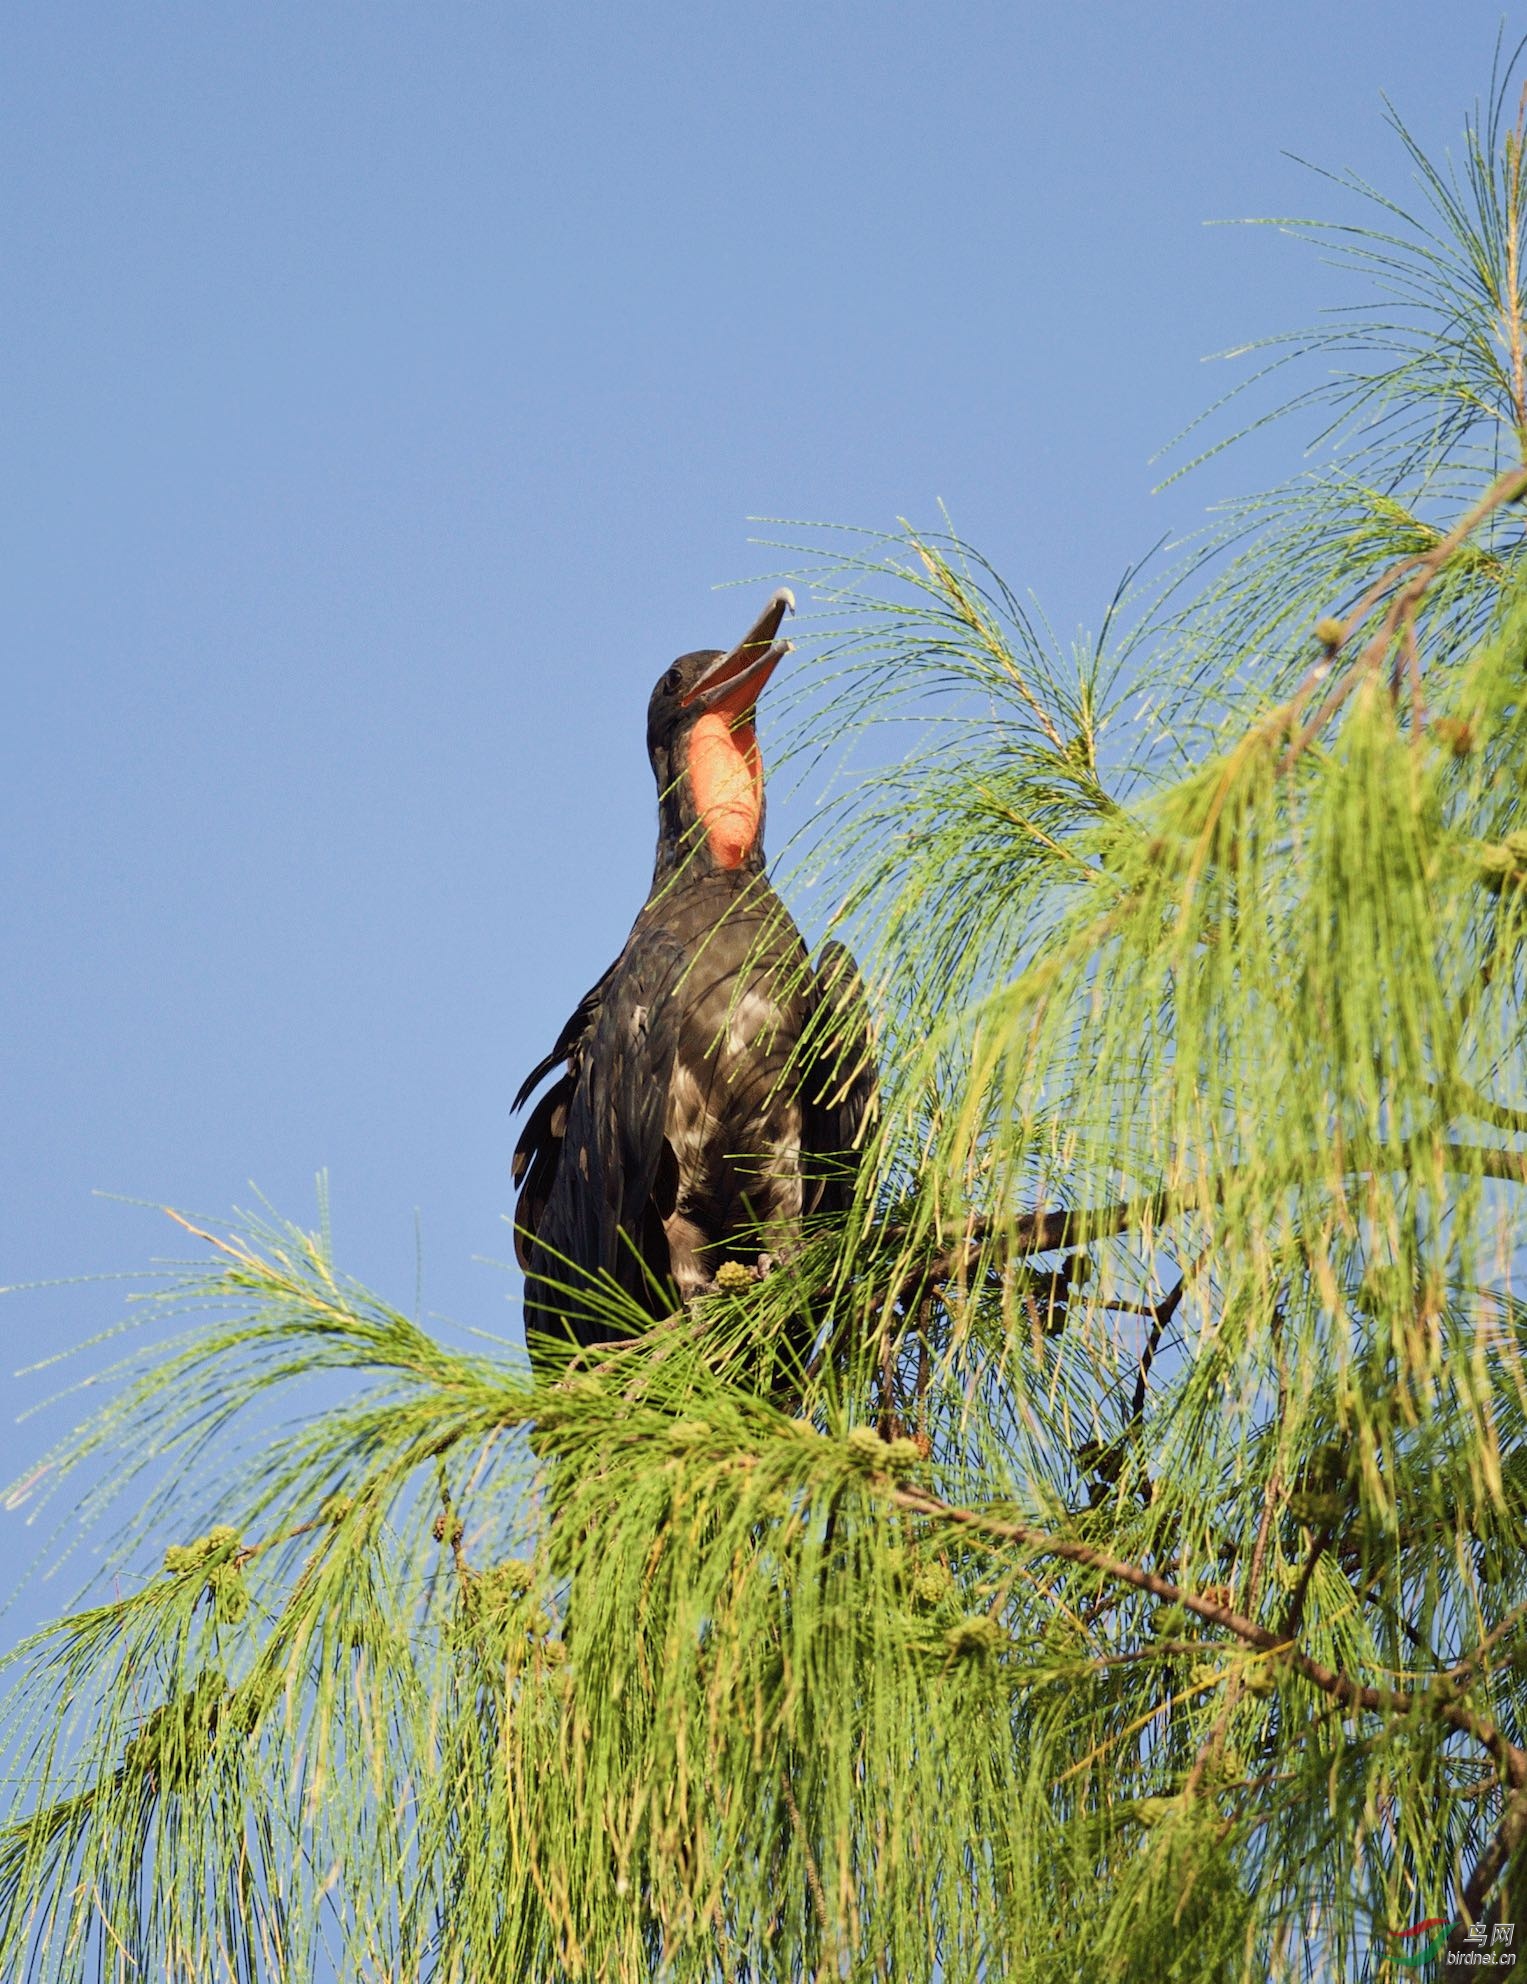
<box><xmin>6</xmin><ymin>54</ymin><xmax>1527</xmax><ymax>1984</ymax></box>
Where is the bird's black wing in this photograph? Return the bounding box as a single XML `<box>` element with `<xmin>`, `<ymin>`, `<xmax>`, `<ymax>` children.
<box><xmin>800</xmin><ymin>938</ymin><xmax>878</xmax><ymax>1221</ymax></box>
<box><xmin>510</xmin><ymin>963</ymin><xmax>615</xmax><ymax>1113</ymax></box>
<box><xmin>511</xmin><ymin>962</ymin><xmax>613</xmax><ymax>1271</ymax></box>
<box><xmin>517</xmin><ymin>926</ymin><xmax>687</xmax><ymax>1354</ymax></box>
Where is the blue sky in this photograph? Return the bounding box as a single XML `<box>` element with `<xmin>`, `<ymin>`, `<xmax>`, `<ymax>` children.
<box><xmin>1</xmin><ymin>3</ymin><xmax>1514</xmax><ymax>1623</ymax></box>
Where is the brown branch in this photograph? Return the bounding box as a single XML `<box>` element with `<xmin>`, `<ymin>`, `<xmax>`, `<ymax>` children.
<box><xmin>891</xmin><ymin>1187</ymin><xmax>1188</xmax><ymax>1312</ymax></box>
<box><xmin>1278</xmin><ymin>464</ymin><xmax>1527</xmax><ymax>771</ymax></box>
<box><xmin>1130</xmin><ymin>1254</ymin><xmax>1208</xmax><ymax>1423</ymax></box>
<box><xmin>1430</xmin><ymin>1075</ymin><xmax>1527</xmax><ymax>1136</ymax></box>
<box><xmin>1441</xmin><ymin>1143</ymin><xmax>1527</xmax><ymax>1185</ymax></box>
<box><xmin>913</xmin><ymin>1300</ymin><xmax>931</xmax><ymax>1457</ymax></box>
<box><xmin>1245</xmin><ymin>1472</ymin><xmax>1282</xmax><ymax>1621</ymax></box>
<box><xmin>1449</xmin><ymin>1595</ymin><xmax>1527</xmax><ymax>1684</ymax></box>
<box><xmin>900</xmin><ymin>1134</ymin><xmax>1527</xmax><ymax>1311</ymax></box>
<box><xmin>876</xmin><ymin>1313</ymin><xmax>897</xmax><ymax>1442</ymax></box>
<box><xmin>1280</xmin><ymin>1524</ymin><xmax>1333</xmax><ymax>1640</ymax></box>
<box><xmin>1129</xmin><ymin>1276</ymin><xmax>1186</xmax><ymax>1423</ymax></box>
<box><xmin>434</xmin><ymin>1469</ymin><xmax>473</xmax><ymax>1588</ymax></box>
<box><xmin>1183</xmin><ymin>1465</ymin><xmax>1288</xmax><ymax>1800</ymax></box>
<box><xmin>1356</xmin><ymin>1571</ymin><xmax>1429</xmax><ymax>1656</ymax></box>
<box><xmin>1445</xmin><ymin>1782</ymin><xmax>1527</xmax><ymax>1959</ymax></box>
<box><xmin>232</xmin><ymin>1514</ymin><xmax>323</xmax><ymax>1571</ymax></box>
<box><xmin>780</xmin><ymin>1771</ymin><xmax>831</xmax><ymax>1948</ymax></box>
<box><xmin>883</xmin><ymin>1482</ymin><xmax>1527</xmax><ymax>1789</ymax></box>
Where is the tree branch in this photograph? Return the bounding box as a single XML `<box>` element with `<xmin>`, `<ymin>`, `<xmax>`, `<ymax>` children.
<box><xmin>1130</xmin><ymin>1256</ymin><xmax>1205</xmax><ymax>1423</ymax></box>
<box><xmin>883</xmin><ymin>1482</ymin><xmax>1527</xmax><ymax>1788</ymax></box>
<box><xmin>1431</xmin><ymin>1075</ymin><xmax>1527</xmax><ymax>1136</ymax></box>
<box><xmin>1445</xmin><ymin>1782</ymin><xmax>1527</xmax><ymax>1959</ymax></box>
<box><xmin>1279</xmin><ymin>463</ymin><xmax>1527</xmax><ymax>770</ymax></box>
<box><xmin>888</xmin><ymin>1136</ymin><xmax>1522</xmax><ymax>1317</ymax></box>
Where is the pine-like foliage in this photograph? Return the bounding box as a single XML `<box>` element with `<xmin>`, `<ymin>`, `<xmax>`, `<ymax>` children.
<box><xmin>8</xmin><ymin>61</ymin><xmax>1527</xmax><ymax>1984</ymax></box>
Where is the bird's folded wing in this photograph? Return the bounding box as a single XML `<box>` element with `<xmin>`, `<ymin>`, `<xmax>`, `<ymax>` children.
<box><xmin>527</xmin><ymin>927</ymin><xmax>688</xmax><ymax>1323</ymax></box>
<box><xmin>801</xmin><ymin>937</ymin><xmax>879</xmax><ymax>1219</ymax></box>
<box><xmin>510</xmin><ymin>959</ymin><xmax>617</xmax><ymax>1113</ymax></box>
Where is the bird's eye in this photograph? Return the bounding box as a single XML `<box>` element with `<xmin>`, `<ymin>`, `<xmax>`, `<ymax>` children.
<box><xmin>665</xmin><ymin>665</ymin><xmax>683</xmax><ymax>692</ymax></box>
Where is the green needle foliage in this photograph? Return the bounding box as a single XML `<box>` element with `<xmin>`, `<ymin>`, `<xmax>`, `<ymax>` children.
<box><xmin>10</xmin><ymin>60</ymin><xmax>1527</xmax><ymax>1984</ymax></box>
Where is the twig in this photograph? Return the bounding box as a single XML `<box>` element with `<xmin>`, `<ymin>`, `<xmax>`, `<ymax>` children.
<box><xmin>892</xmin><ymin>1190</ymin><xmax>1182</xmax><ymax>1312</ymax></box>
<box><xmin>1182</xmin><ymin>1467</ymin><xmax>1287</xmax><ymax>1801</ymax></box>
<box><xmin>1445</xmin><ymin>1781</ymin><xmax>1527</xmax><ymax>1958</ymax></box>
<box><xmin>1279</xmin><ymin>465</ymin><xmax>1527</xmax><ymax>771</ymax></box>
<box><xmin>779</xmin><ymin>1771</ymin><xmax>831</xmax><ymax>1950</ymax></box>
<box><xmin>1429</xmin><ymin>1074</ymin><xmax>1527</xmax><ymax>1136</ymax></box>
<box><xmin>1244</xmin><ymin>1472</ymin><xmax>1282</xmax><ymax>1620</ymax></box>
<box><xmin>894</xmin><ymin>1135</ymin><xmax>1525</xmax><ymax>1317</ymax></box>
<box><xmin>434</xmin><ymin>1466</ymin><xmax>473</xmax><ymax>1588</ymax></box>
<box><xmin>882</xmin><ymin>1482</ymin><xmax>1527</xmax><ymax>1788</ymax></box>
<box><xmin>233</xmin><ymin>1515</ymin><xmax>323</xmax><ymax>1571</ymax></box>
<box><xmin>876</xmin><ymin>1317</ymin><xmax>897</xmax><ymax>1442</ymax></box>
<box><xmin>1280</xmin><ymin>1524</ymin><xmax>1333</xmax><ymax>1640</ymax></box>
<box><xmin>1130</xmin><ymin>1268</ymin><xmax>1195</xmax><ymax>1424</ymax></box>
<box><xmin>1449</xmin><ymin>1594</ymin><xmax>1527</xmax><ymax>1683</ymax></box>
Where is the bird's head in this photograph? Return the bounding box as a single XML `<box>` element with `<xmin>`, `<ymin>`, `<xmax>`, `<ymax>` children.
<box><xmin>646</xmin><ymin>588</ymin><xmax>793</xmax><ymax>875</ymax></box>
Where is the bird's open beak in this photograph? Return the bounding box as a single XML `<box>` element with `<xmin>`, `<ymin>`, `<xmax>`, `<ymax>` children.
<box><xmin>683</xmin><ymin>588</ymin><xmax>795</xmax><ymax>721</ymax></box>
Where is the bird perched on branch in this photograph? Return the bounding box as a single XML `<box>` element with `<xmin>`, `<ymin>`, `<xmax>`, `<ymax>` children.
<box><xmin>512</xmin><ymin>589</ymin><xmax>876</xmax><ymax>1370</ymax></box>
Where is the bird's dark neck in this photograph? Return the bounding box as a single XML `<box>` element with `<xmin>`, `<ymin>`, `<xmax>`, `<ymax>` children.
<box><xmin>641</xmin><ymin>852</ymin><xmax>779</xmax><ymax>949</ymax></box>
<box><xmin>650</xmin><ymin>815</ymin><xmax>768</xmax><ymax>889</ymax></box>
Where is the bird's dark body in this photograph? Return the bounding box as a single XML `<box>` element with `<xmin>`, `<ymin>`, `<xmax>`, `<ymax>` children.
<box><xmin>512</xmin><ymin>595</ymin><xmax>874</xmax><ymax>1365</ymax></box>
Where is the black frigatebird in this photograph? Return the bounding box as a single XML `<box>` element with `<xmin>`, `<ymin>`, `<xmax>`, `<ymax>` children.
<box><xmin>512</xmin><ymin>589</ymin><xmax>876</xmax><ymax>1367</ymax></box>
